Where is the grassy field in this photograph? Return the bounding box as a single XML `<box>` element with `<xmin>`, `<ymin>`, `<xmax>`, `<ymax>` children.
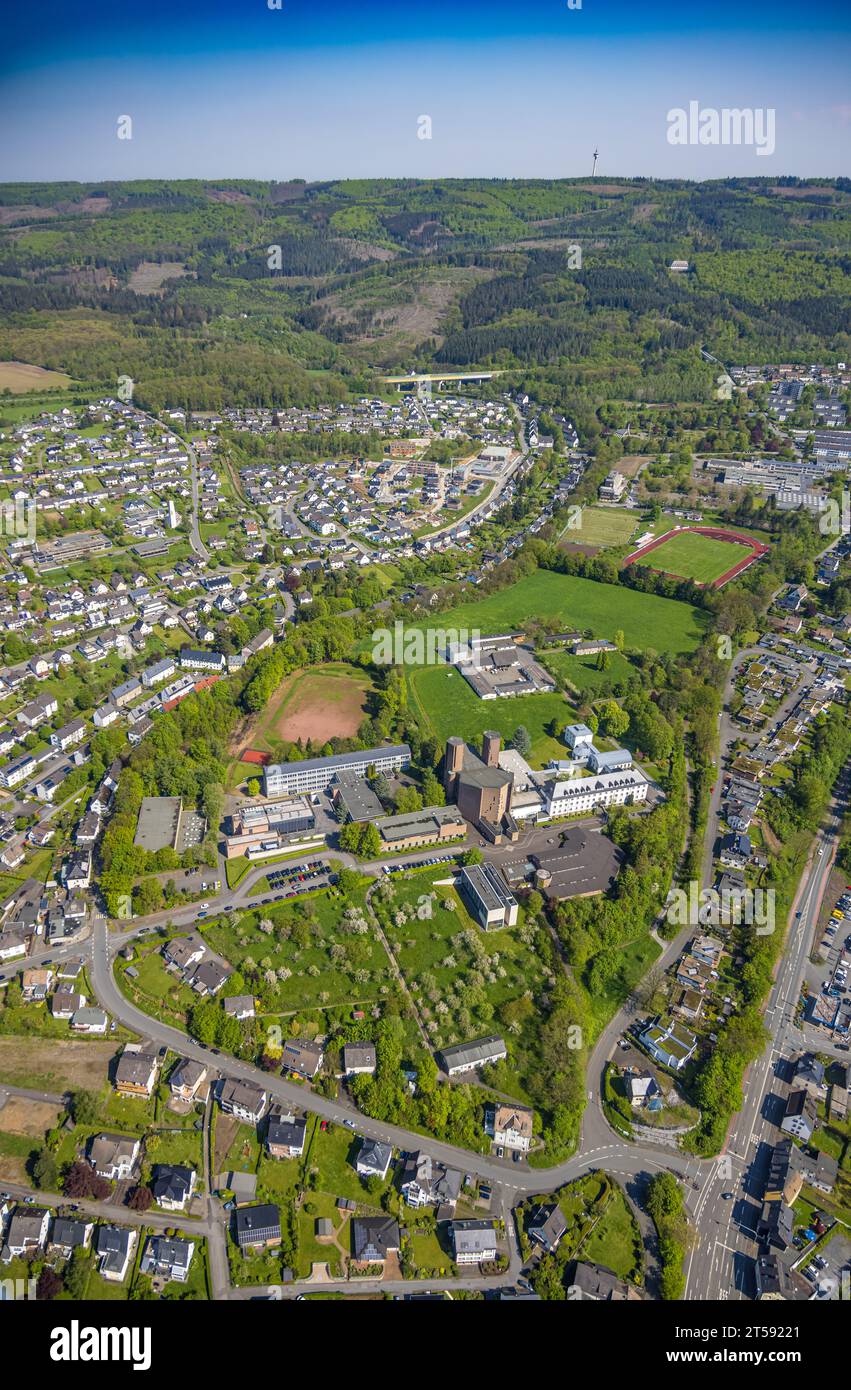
<box><xmin>636</xmin><ymin>532</ymin><xmax>748</xmax><ymax>584</ymax></box>
<box><xmin>0</xmin><ymin>1037</ymin><xmax>116</xmax><ymax>1091</ymax></box>
<box><xmin>408</xmin><ymin>663</ymin><xmax>570</xmax><ymax>766</ymax></box>
<box><xmin>540</xmin><ymin>647</ymin><xmax>634</xmax><ymax>694</ymax></box>
<box><xmin>427</xmin><ymin>571</ymin><xmax>708</xmax><ymax>654</ymax></box>
<box><xmin>559</xmin><ymin>506</ymin><xmax>638</xmax><ymax>549</ymax></box>
<box><xmin>202</xmin><ymin>880</ymin><xmax>392</xmax><ymax>1019</ymax></box>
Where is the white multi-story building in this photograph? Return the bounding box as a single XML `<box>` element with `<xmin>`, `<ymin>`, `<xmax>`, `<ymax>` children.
<box><xmin>544</xmin><ymin>767</ymin><xmax>648</xmax><ymax>818</ymax></box>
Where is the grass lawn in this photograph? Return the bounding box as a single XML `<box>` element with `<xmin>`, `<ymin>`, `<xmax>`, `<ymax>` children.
<box><xmin>539</xmin><ymin>647</ymin><xmax>634</xmax><ymax>694</ymax></box>
<box><xmin>559</xmin><ymin>506</ymin><xmax>638</xmax><ymax>549</ymax></box>
<box><xmin>407</xmin><ymin>1226</ymin><xmax>454</xmax><ymax>1276</ymax></box>
<box><xmin>222</xmin><ymin>1120</ymin><xmax>262</xmax><ymax>1176</ymax></box>
<box><xmin>408</xmin><ymin>663</ymin><xmax>571</xmax><ymax>767</ymax></box>
<box><xmin>116</xmin><ymin>946</ymin><xmax>197</xmax><ymax>1027</ymax></box>
<box><xmin>635</xmin><ymin>532</ymin><xmax>750</xmax><ymax>584</ymax></box>
<box><xmin>143</xmin><ymin>1123</ymin><xmax>205</xmax><ymax>1176</ymax></box>
<box><xmin>424</xmin><ymin>570</ymin><xmax>708</xmax><ymax>654</ymax></box>
<box><xmin>581</xmin><ymin>1183</ymin><xmax>643</xmax><ymax>1282</ymax></box>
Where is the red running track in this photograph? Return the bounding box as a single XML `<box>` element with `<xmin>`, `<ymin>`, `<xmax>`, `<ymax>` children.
<box><xmin>623</xmin><ymin>525</ymin><xmax>769</xmax><ymax>589</ymax></box>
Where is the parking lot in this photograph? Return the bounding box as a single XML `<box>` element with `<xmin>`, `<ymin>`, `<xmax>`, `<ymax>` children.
<box><xmin>264</xmin><ymin>858</ymin><xmax>332</xmax><ymax>899</ymax></box>
<box><xmin>807</xmin><ymin>878</ymin><xmax>851</xmax><ymax>1042</ymax></box>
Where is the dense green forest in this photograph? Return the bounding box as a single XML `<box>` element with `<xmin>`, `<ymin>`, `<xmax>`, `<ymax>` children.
<box><xmin>1</xmin><ymin>177</ymin><xmax>850</xmax><ymax>410</ymax></box>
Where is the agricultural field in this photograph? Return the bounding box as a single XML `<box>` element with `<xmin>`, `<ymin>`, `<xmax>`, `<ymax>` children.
<box><xmin>635</xmin><ymin>531</ymin><xmax>750</xmax><ymax>584</ymax></box>
<box><xmin>0</xmin><ymin>360</ymin><xmax>73</xmax><ymax>392</ymax></box>
<box><xmin>0</xmin><ymin>1094</ymin><xmax>64</xmax><ymax>1182</ymax></box>
<box><xmin>559</xmin><ymin>506</ymin><xmax>638</xmax><ymax>550</ymax></box>
<box><xmin>0</xmin><ymin>1038</ymin><xmax>116</xmax><ymax>1092</ymax></box>
<box><xmin>426</xmin><ymin>571</ymin><xmax>708</xmax><ymax>655</ymax></box>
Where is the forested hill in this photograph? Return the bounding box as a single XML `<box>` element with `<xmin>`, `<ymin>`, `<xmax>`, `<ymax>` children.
<box><xmin>1</xmin><ymin>177</ymin><xmax>850</xmax><ymax>411</ymax></box>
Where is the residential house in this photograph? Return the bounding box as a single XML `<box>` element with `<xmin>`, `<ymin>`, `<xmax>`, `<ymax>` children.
<box><xmin>351</xmin><ymin>1216</ymin><xmax>400</xmax><ymax>1267</ymax></box>
<box><xmin>265</xmin><ymin>1112</ymin><xmax>307</xmax><ymax>1160</ymax></box>
<box><xmin>780</xmin><ymin>1089</ymin><xmax>817</xmax><ymax>1143</ymax></box>
<box><xmin>640</xmin><ymin>1020</ymin><xmax>697</xmax><ymax>1072</ymax></box>
<box><xmin>49</xmin><ymin>1217</ymin><xmax>93</xmax><ymax>1257</ymax></box>
<box><xmin>5</xmin><ymin>1206</ymin><xmax>50</xmax><ymax>1256</ymax></box>
<box><xmin>114</xmin><ymin>1045</ymin><xmax>160</xmax><ymax>1098</ymax></box>
<box><xmin>140</xmin><ymin>1236</ymin><xmax>195</xmax><ymax>1284</ymax></box>
<box><xmin>282</xmin><ymin>1037</ymin><xmax>324</xmax><ymax>1081</ymax></box>
<box><xmin>88</xmin><ymin>1132</ymin><xmax>141</xmax><ymax>1181</ymax></box>
<box><xmin>162</xmin><ymin>935</ymin><xmax>206</xmax><ymax>975</ymax></box>
<box><xmin>217</xmin><ymin>1077</ymin><xmax>267</xmax><ymax>1124</ymax></box>
<box><xmin>626</xmin><ymin>1072</ymin><xmax>660</xmax><ymax>1108</ymax></box>
<box><xmin>488</xmin><ymin>1102</ymin><xmax>534</xmax><ymax>1153</ymax></box>
<box><xmin>355</xmin><ymin>1138</ymin><xmax>393</xmax><ymax>1181</ymax></box>
<box><xmin>566</xmin><ymin>1260</ymin><xmax>640</xmax><ymax>1301</ymax></box>
<box><xmin>189</xmin><ymin>959</ymin><xmax>230</xmax><ymax>996</ymax></box>
<box><xmin>51</xmin><ymin>989</ymin><xmax>86</xmax><ymax>1020</ymax></box>
<box><xmin>169</xmin><ymin>1057</ymin><xmax>209</xmax><ymax>1105</ymax></box>
<box><xmin>21</xmin><ymin>967</ymin><xmax>54</xmax><ymax>1002</ymax></box>
<box><xmin>151</xmin><ymin>1165</ymin><xmax>197</xmax><ymax>1212</ymax></box>
<box><xmin>437</xmin><ymin>1035</ymin><xmax>507</xmax><ymax>1077</ymax></box>
<box><xmin>794</xmin><ymin>1052</ymin><xmax>827</xmax><ymax>1100</ymax></box>
<box><xmin>343</xmin><ymin>1042</ymin><xmax>376</xmax><ymax>1077</ymax></box>
<box><xmin>754</xmin><ymin>1253</ymin><xmax>811</xmax><ymax>1301</ymax></box>
<box><xmin>400</xmin><ymin>1152</ymin><xmax>462</xmax><ymax>1209</ymax></box>
<box><xmin>449</xmin><ymin>1220</ymin><xmax>498</xmax><ymax>1265</ymax></box>
<box><xmin>223</xmin><ymin>994</ymin><xmax>255</xmax><ymax>1021</ymax></box>
<box><xmin>96</xmin><ymin>1225</ymin><xmax>137</xmax><ymax>1282</ymax></box>
<box><xmin>70</xmin><ymin>1006</ymin><xmax>108</xmax><ymax>1035</ymax></box>
<box><xmin>234</xmin><ymin>1204</ymin><xmax>281</xmax><ymax>1251</ymax></box>
<box><xmin>527</xmin><ymin>1203</ymin><xmax>568</xmax><ymax>1255</ymax></box>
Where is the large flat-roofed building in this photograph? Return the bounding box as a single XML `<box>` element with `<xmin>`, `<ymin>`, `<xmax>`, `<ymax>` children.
<box><xmin>375</xmin><ymin>805</ymin><xmax>466</xmax><ymax>851</ymax></box>
<box><xmin>331</xmin><ymin>771</ymin><xmax>384</xmax><ymax>824</ymax></box>
<box><xmin>133</xmin><ymin>796</ymin><xmax>183</xmax><ymax>853</ymax></box>
<box><xmin>264</xmin><ymin>744</ymin><xmax>410</xmax><ymax>798</ymax></box>
<box><xmin>224</xmin><ymin>796</ymin><xmax>317</xmax><ymax>859</ymax></box>
<box><xmin>459</xmin><ymin>863</ymin><xmax>518</xmax><ymax>930</ymax></box>
<box><xmin>438</xmin><ymin>1035</ymin><xmax>507</xmax><ymax>1077</ymax></box>
<box><xmin>450</xmin><ymin>633</ymin><xmax>556</xmax><ymax>701</ymax></box>
<box><xmin>529</xmin><ymin>827</ymin><xmax>625</xmax><ymax>900</ymax></box>
<box><xmin>598</xmin><ymin>470</ymin><xmax>627</xmax><ymax>502</ymax></box>
<box><xmin>32</xmin><ymin>529</ymin><xmax>112</xmax><ymax>572</ymax></box>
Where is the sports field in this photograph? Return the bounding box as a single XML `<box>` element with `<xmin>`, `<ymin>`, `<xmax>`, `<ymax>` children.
<box><xmin>431</xmin><ymin>570</ymin><xmax>708</xmax><ymax>654</ymax></box>
<box><xmin>637</xmin><ymin>532</ymin><xmax>747</xmax><ymax>584</ymax></box>
<box><xmin>233</xmin><ymin>662</ymin><xmax>373</xmax><ymax>758</ymax></box>
<box><xmin>559</xmin><ymin>506</ymin><xmax>638</xmax><ymax>549</ymax></box>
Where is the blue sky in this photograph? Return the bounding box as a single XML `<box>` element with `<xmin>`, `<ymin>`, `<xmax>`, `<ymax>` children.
<box><xmin>2</xmin><ymin>0</ymin><xmax>849</xmax><ymax>180</ymax></box>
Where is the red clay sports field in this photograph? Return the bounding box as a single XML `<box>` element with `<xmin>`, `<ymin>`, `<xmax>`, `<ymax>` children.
<box><xmin>623</xmin><ymin>525</ymin><xmax>769</xmax><ymax>588</ymax></box>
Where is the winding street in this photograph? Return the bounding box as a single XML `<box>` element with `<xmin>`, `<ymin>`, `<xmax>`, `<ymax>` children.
<box><xmin>4</xmin><ymin>634</ymin><xmax>845</xmax><ymax>1300</ymax></box>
